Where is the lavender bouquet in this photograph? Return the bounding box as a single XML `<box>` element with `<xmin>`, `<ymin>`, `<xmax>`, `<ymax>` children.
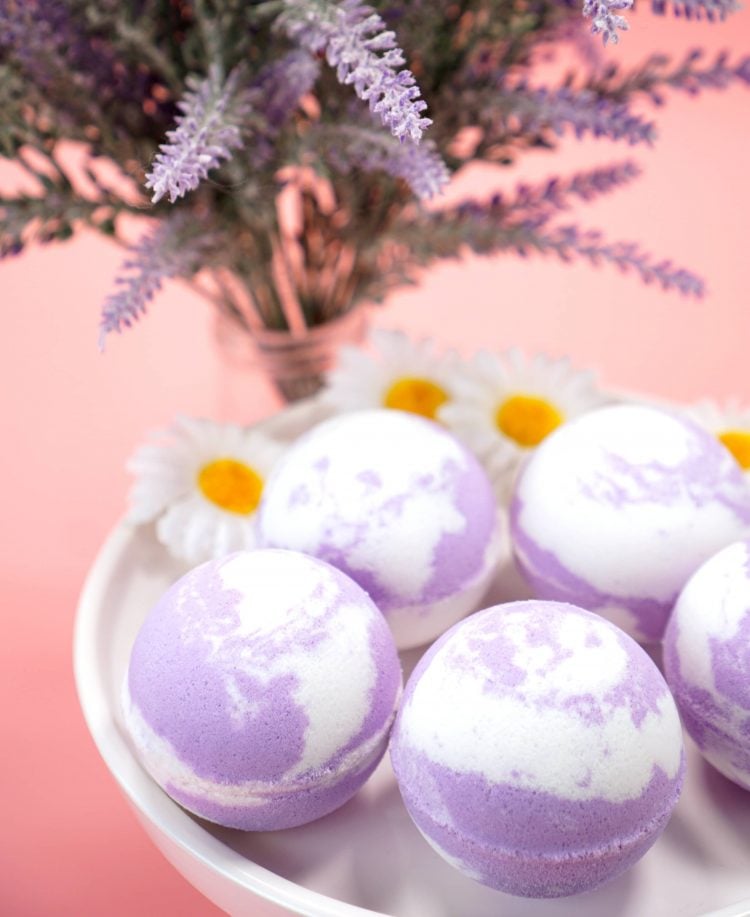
<box><xmin>1</xmin><ymin>0</ymin><xmax>747</xmax><ymax>383</ymax></box>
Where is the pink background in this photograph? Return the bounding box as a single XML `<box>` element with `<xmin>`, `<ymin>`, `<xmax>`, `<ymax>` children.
<box><xmin>2</xmin><ymin>9</ymin><xmax>750</xmax><ymax>915</ymax></box>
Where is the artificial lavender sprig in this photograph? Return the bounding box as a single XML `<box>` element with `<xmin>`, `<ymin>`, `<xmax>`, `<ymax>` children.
<box><xmin>279</xmin><ymin>0</ymin><xmax>431</xmax><ymax>143</ymax></box>
<box><xmin>656</xmin><ymin>48</ymin><xmax>750</xmax><ymax>94</ymax></box>
<box><xmin>586</xmin><ymin>49</ymin><xmax>750</xmax><ymax>104</ymax></box>
<box><xmin>251</xmin><ymin>50</ymin><xmax>321</xmax><ymax>163</ymax></box>
<box><xmin>392</xmin><ymin>169</ymin><xmax>704</xmax><ymax>298</ymax></box>
<box><xmin>527</xmin><ymin>225</ymin><xmax>705</xmax><ymax>296</ymax></box>
<box><xmin>469</xmin><ymin>83</ymin><xmax>657</xmax><ymax>147</ymax></box>
<box><xmin>651</xmin><ymin>0</ymin><xmax>737</xmax><ymax>20</ymax></box>
<box><xmin>324</xmin><ymin>125</ymin><xmax>450</xmax><ymax>199</ymax></box>
<box><xmin>98</xmin><ymin>217</ymin><xmax>208</xmax><ymax>348</ymax></box>
<box><xmin>505</xmin><ymin>161</ymin><xmax>642</xmax><ymax>214</ymax></box>
<box><xmin>510</xmin><ymin>83</ymin><xmax>654</xmax><ymax>143</ymax></box>
<box><xmin>145</xmin><ymin>65</ymin><xmax>248</xmax><ymax>204</ymax></box>
<box><xmin>582</xmin><ymin>0</ymin><xmax>633</xmax><ymax>46</ymax></box>
<box><xmin>443</xmin><ymin>163</ymin><xmax>643</xmax><ymax>230</ymax></box>
<box><xmin>252</xmin><ymin>50</ymin><xmax>321</xmax><ymax>135</ymax></box>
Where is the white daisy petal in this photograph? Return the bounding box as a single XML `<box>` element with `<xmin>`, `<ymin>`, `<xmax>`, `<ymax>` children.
<box><xmin>158</xmin><ymin>498</ymin><xmax>218</xmax><ymax>565</ymax></box>
<box><xmin>158</xmin><ymin>496</ymin><xmax>261</xmax><ymax>566</ymax></box>
<box><xmin>156</xmin><ymin>498</ymin><xmax>198</xmax><ymax>563</ymax></box>
<box><xmin>126</xmin><ymin>480</ymin><xmax>188</xmax><ymax>524</ymax></box>
<box><xmin>686</xmin><ymin>398</ymin><xmax>750</xmax><ymax>478</ymax></box>
<box><xmin>127</xmin><ymin>416</ymin><xmax>286</xmax><ymax>563</ymax></box>
<box><xmin>323</xmin><ymin>327</ymin><xmax>466</xmax><ymax>423</ymax></box>
<box><xmin>439</xmin><ymin>349</ymin><xmax>608</xmax><ymax>504</ymax></box>
<box><xmin>212</xmin><ymin>515</ymin><xmax>238</xmax><ymax>559</ymax></box>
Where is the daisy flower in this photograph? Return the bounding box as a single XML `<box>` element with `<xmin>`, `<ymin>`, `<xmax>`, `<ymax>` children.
<box><xmin>127</xmin><ymin>416</ymin><xmax>286</xmax><ymax>564</ymax></box>
<box><xmin>324</xmin><ymin>328</ymin><xmax>463</xmax><ymax>422</ymax></box>
<box><xmin>440</xmin><ymin>348</ymin><xmax>607</xmax><ymax>501</ymax></box>
<box><xmin>687</xmin><ymin>398</ymin><xmax>750</xmax><ymax>477</ymax></box>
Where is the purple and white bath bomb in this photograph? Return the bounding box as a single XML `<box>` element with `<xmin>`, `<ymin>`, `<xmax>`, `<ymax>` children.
<box><xmin>122</xmin><ymin>549</ymin><xmax>402</xmax><ymax>830</ymax></box>
<box><xmin>664</xmin><ymin>539</ymin><xmax>750</xmax><ymax>790</ymax></box>
<box><xmin>390</xmin><ymin>600</ymin><xmax>685</xmax><ymax>898</ymax></box>
<box><xmin>257</xmin><ymin>409</ymin><xmax>501</xmax><ymax>649</ymax></box>
<box><xmin>510</xmin><ymin>404</ymin><xmax>750</xmax><ymax>642</ymax></box>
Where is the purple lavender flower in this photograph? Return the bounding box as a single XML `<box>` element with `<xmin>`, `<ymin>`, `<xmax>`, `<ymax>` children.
<box><xmin>98</xmin><ymin>217</ymin><xmax>207</xmax><ymax>348</ymax></box>
<box><xmin>538</xmin><ymin>225</ymin><xmax>705</xmax><ymax>295</ymax></box>
<box><xmin>586</xmin><ymin>49</ymin><xmax>750</xmax><ymax>103</ymax></box>
<box><xmin>508</xmin><ymin>161</ymin><xmax>642</xmax><ymax>213</ymax></box>
<box><xmin>497</xmin><ymin>83</ymin><xmax>656</xmax><ymax>144</ymax></box>
<box><xmin>252</xmin><ymin>50</ymin><xmax>320</xmax><ymax>133</ymax></box>
<box><xmin>651</xmin><ymin>0</ymin><xmax>737</xmax><ymax>19</ymax></box>
<box><xmin>0</xmin><ymin>1</ymin><xmax>87</xmax><ymax>88</ymax></box>
<box><xmin>582</xmin><ymin>0</ymin><xmax>633</xmax><ymax>45</ymax></box>
<box><xmin>668</xmin><ymin>49</ymin><xmax>750</xmax><ymax>92</ymax></box>
<box><xmin>280</xmin><ymin>0</ymin><xmax>431</xmax><ymax>143</ymax></box>
<box><xmin>250</xmin><ymin>50</ymin><xmax>320</xmax><ymax>163</ymax></box>
<box><xmin>326</xmin><ymin>125</ymin><xmax>449</xmax><ymax>199</ymax></box>
<box><xmin>0</xmin><ymin>0</ymin><xmax>152</xmax><ymax>110</ymax></box>
<box><xmin>449</xmin><ymin>163</ymin><xmax>641</xmax><ymax>229</ymax></box>
<box><xmin>424</xmin><ymin>174</ymin><xmax>704</xmax><ymax>297</ymax></box>
<box><xmin>145</xmin><ymin>65</ymin><xmax>248</xmax><ymax>204</ymax></box>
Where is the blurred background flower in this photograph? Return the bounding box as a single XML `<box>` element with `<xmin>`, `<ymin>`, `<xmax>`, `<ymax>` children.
<box><xmin>440</xmin><ymin>348</ymin><xmax>607</xmax><ymax>499</ymax></box>
<box><xmin>324</xmin><ymin>328</ymin><xmax>462</xmax><ymax>418</ymax></box>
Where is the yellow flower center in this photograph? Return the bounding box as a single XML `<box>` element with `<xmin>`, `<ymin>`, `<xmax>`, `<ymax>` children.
<box><xmin>383</xmin><ymin>376</ymin><xmax>449</xmax><ymax>420</ymax></box>
<box><xmin>197</xmin><ymin>458</ymin><xmax>264</xmax><ymax>515</ymax></box>
<box><xmin>718</xmin><ymin>430</ymin><xmax>750</xmax><ymax>471</ymax></box>
<box><xmin>495</xmin><ymin>394</ymin><xmax>564</xmax><ymax>448</ymax></box>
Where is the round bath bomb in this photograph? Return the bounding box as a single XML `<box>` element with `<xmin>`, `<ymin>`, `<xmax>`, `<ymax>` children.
<box><xmin>122</xmin><ymin>549</ymin><xmax>402</xmax><ymax>830</ymax></box>
<box><xmin>390</xmin><ymin>600</ymin><xmax>685</xmax><ymax>898</ymax></box>
<box><xmin>664</xmin><ymin>539</ymin><xmax>750</xmax><ymax>790</ymax></box>
<box><xmin>257</xmin><ymin>409</ymin><xmax>501</xmax><ymax>649</ymax></box>
<box><xmin>510</xmin><ymin>404</ymin><xmax>750</xmax><ymax>642</ymax></box>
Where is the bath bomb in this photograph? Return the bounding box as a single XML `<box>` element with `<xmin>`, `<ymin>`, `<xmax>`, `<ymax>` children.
<box><xmin>664</xmin><ymin>539</ymin><xmax>750</xmax><ymax>790</ymax></box>
<box><xmin>122</xmin><ymin>549</ymin><xmax>402</xmax><ymax>830</ymax></box>
<box><xmin>510</xmin><ymin>404</ymin><xmax>750</xmax><ymax>642</ymax></box>
<box><xmin>257</xmin><ymin>409</ymin><xmax>501</xmax><ymax>649</ymax></box>
<box><xmin>390</xmin><ymin>600</ymin><xmax>685</xmax><ymax>898</ymax></box>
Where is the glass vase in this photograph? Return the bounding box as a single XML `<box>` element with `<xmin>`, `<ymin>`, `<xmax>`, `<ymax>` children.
<box><xmin>214</xmin><ymin>306</ymin><xmax>368</xmax><ymax>404</ymax></box>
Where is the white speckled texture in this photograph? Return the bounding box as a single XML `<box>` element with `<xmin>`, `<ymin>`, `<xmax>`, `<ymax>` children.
<box><xmin>123</xmin><ymin>549</ymin><xmax>402</xmax><ymax>830</ymax></box>
<box><xmin>664</xmin><ymin>539</ymin><xmax>750</xmax><ymax>790</ymax></box>
<box><xmin>510</xmin><ymin>404</ymin><xmax>750</xmax><ymax>641</ymax></box>
<box><xmin>400</xmin><ymin>604</ymin><xmax>681</xmax><ymax>802</ymax></box>
<box><xmin>390</xmin><ymin>600</ymin><xmax>685</xmax><ymax>898</ymax></box>
<box><xmin>257</xmin><ymin>410</ymin><xmax>501</xmax><ymax>649</ymax></box>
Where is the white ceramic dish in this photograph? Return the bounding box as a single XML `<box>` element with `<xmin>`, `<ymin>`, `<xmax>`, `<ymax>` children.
<box><xmin>74</xmin><ymin>399</ymin><xmax>750</xmax><ymax>917</ymax></box>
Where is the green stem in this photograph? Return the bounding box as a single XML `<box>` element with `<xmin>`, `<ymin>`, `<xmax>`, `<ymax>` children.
<box><xmin>193</xmin><ymin>0</ymin><xmax>225</xmax><ymax>75</ymax></box>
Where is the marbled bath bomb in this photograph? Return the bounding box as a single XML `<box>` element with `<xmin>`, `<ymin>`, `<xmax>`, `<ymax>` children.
<box><xmin>122</xmin><ymin>549</ymin><xmax>402</xmax><ymax>830</ymax></box>
<box><xmin>390</xmin><ymin>600</ymin><xmax>685</xmax><ymax>898</ymax></box>
<box><xmin>664</xmin><ymin>539</ymin><xmax>750</xmax><ymax>790</ymax></box>
<box><xmin>257</xmin><ymin>409</ymin><xmax>501</xmax><ymax>649</ymax></box>
<box><xmin>510</xmin><ymin>404</ymin><xmax>750</xmax><ymax>642</ymax></box>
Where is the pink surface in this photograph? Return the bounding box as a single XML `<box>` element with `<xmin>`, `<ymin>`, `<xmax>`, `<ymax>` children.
<box><xmin>2</xmin><ymin>9</ymin><xmax>750</xmax><ymax>915</ymax></box>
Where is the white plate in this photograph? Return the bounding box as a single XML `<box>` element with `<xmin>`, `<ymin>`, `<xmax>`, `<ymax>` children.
<box><xmin>74</xmin><ymin>400</ymin><xmax>750</xmax><ymax>917</ymax></box>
